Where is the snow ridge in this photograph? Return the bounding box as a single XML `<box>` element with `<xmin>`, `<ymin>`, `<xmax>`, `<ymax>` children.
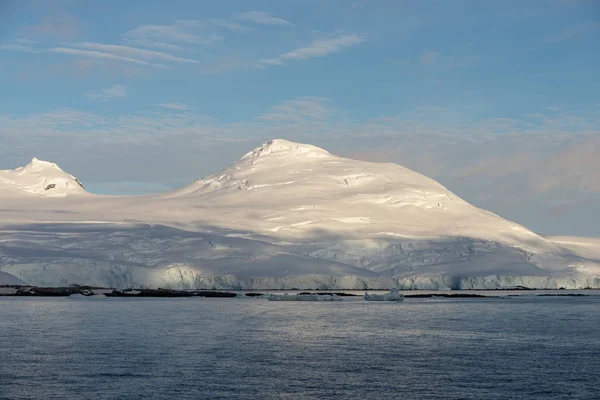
<box><xmin>240</xmin><ymin>139</ymin><xmax>330</xmax><ymax>160</ymax></box>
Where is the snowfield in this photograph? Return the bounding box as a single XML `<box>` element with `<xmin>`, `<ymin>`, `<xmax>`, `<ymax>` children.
<box><xmin>1</xmin><ymin>139</ymin><xmax>599</xmax><ymax>289</ymax></box>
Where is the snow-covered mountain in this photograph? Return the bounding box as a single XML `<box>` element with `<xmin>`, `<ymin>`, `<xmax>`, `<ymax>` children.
<box><xmin>0</xmin><ymin>157</ymin><xmax>86</xmax><ymax>197</ymax></box>
<box><xmin>1</xmin><ymin>140</ymin><xmax>598</xmax><ymax>289</ymax></box>
<box><xmin>0</xmin><ymin>271</ymin><xmax>26</xmax><ymax>286</ymax></box>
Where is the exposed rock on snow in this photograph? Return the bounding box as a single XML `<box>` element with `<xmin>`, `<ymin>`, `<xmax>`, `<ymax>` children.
<box><xmin>0</xmin><ymin>139</ymin><xmax>598</xmax><ymax>289</ymax></box>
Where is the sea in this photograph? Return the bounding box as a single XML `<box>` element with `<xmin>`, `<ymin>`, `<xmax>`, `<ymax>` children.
<box><xmin>1</xmin><ymin>291</ymin><xmax>599</xmax><ymax>399</ymax></box>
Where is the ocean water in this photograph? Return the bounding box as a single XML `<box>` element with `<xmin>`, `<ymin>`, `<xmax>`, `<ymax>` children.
<box><xmin>1</xmin><ymin>294</ymin><xmax>599</xmax><ymax>399</ymax></box>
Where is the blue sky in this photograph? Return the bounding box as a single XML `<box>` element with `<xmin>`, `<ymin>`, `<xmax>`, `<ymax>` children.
<box><xmin>0</xmin><ymin>0</ymin><xmax>599</xmax><ymax>236</ymax></box>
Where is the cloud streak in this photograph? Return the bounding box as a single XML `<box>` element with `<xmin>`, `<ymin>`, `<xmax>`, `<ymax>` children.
<box><xmin>155</xmin><ymin>103</ymin><xmax>188</xmax><ymax>111</ymax></box>
<box><xmin>234</xmin><ymin>11</ymin><xmax>295</xmax><ymax>26</ymax></box>
<box><xmin>211</xmin><ymin>19</ymin><xmax>253</xmax><ymax>33</ymax></box>
<box><xmin>257</xmin><ymin>97</ymin><xmax>334</xmax><ymax>122</ymax></box>
<box><xmin>124</xmin><ymin>20</ymin><xmax>222</xmax><ymax>50</ymax></box>
<box><xmin>5</xmin><ymin>41</ymin><xmax>196</xmax><ymax>69</ymax></box>
<box><xmin>85</xmin><ymin>84</ymin><xmax>127</xmax><ymax>101</ymax></box>
<box><xmin>260</xmin><ymin>34</ymin><xmax>364</xmax><ymax>66</ymax></box>
<box><xmin>48</xmin><ymin>47</ymin><xmax>164</xmax><ymax>67</ymax></box>
<box><xmin>22</xmin><ymin>12</ymin><xmax>82</xmax><ymax>39</ymax></box>
<box><xmin>72</xmin><ymin>43</ymin><xmax>198</xmax><ymax>64</ymax></box>
<box><xmin>0</xmin><ymin>43</ymin><xmax>39</xmax><ymax>53</ymax></box>
<box><xmin>4</xmin><ymin>14</ymin><xmax>364</xmax><ymax>75</ymax></box>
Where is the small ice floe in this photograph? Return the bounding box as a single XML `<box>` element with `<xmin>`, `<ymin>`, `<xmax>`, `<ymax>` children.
<box><xmin>267</xmin><ymin>293</ymin><xmax>343</xmax><ymax>301</ymax></box>
<box><xmin>364</xmin><ymin>288</ymin><xmax>404</xmax><ymax>302</ymax></box>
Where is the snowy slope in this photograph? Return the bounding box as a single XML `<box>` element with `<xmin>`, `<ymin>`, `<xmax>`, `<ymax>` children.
<box><xmin>0</xmin><ymin>158</ymin><xmax>86</xmax><ymax>197</ymax></box>
<box><xmin>163</xmin><ymin>139</ymin><xmax>547</xmax><ymax>246</ymax></box>
<box><xmin>0</xmin><ymin>271</ymin><xmax>27</xmax><ymax>286</ymax></box>
<box><xmin>545</xmin><ymin>236</ymin><xmax>600</xmax><ymax>259</ymax></box>
<box><xmin>0</xmin><ymin>140</ymin><xmax>598</xmax><ymax>289</ymax></box>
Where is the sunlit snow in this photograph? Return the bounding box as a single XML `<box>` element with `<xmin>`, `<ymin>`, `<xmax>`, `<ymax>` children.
<box><xmin>0</xmin><ymin>139</ymin><xmax>598</xmax><ymax>289</ymax></box>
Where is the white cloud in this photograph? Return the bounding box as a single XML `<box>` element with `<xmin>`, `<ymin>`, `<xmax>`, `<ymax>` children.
<box><xmin>260</xmin><ymin>34</ymin><xmax>364</xmax><ymax>66</ymax></box>
<box><xmin>22</xmin><ymin>12</ymin><xmax>82</xmax><ymax>39</ymax></box>
<box><xmin>211</xmin><ymin>19</ymin><xmax>253</xmax><ymax>33</ymax></box>
<box><xmin>418</xmin><ymin>50</ymin><xmax>473</xmax><ymax>69</ymax></box>
<box><xmin>7</xmin><ymin>36</ymin><xmax>199</xmax><ymax>71</ymax></box>
<box><xmin>5</xmin><ymin>16</ymin><xmax>364</xmax><ymax>75</ymax></box>
<box><xmin>15</xmin><ymin>38</ymin><xmax>38</xmax><ymax>44</ymax></box>
<box><xmin>72</xmin><ymin>43</ymin><xmax>198</xmax><ymax>63</ymax></box>
<box><xmin>5</xmin><ymin>29</ymin><xmax>199</xmax><ymax>70</ymax></box>
<box><xmin>233</xmin><ymin>11</ymin><xmax>295</xmax><ymax>26</ymax></box>
<box><xmin>124</xmin><ymin>20</ymin><xmax>222</xmax><ymax>50</ymax></box>
<box><xmin>128</xmin><ymin>20</ymin><xmax>201</xmax><ymax>43</ymax></box>
<box><xmin>85</xmin><ymin>84</ymin><xmax>127</xmax><ymax>101</ymax></box>
<box><xmin>48</xmin><ymin>47</ymin><xmax>164</xmax><ymax>67</ymax></box>
<box><xmin>1</xmin><ymin>43</ymin><xmax>39</xmax><ymax>53</ymax></box>
<box><xmin>533</xmin><ymin>136</ymin><xmax>600</xmax><ymax>193</ymax></box>
<box><xmin>257</xmin><ymin>97</ymin><xmax>333</xmax><ymax>122</ymax></box>
<box><xmin>155</xmin><ymin>103</ymin><xmax>188</xmax><ymax>111</ymax></box>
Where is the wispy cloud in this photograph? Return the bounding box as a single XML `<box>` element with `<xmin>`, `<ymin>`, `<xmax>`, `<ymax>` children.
<box><xmin>48</xmin><ymin>47</ymin><xmax>164</xmax><ymax>67</ymax></box>
<box><xmin>124</xmin><ymin>20</ymin><xmax>222</xmax><ymax>50</ymax></box>
<box><xmin>85</xmin><ymin>84</ymin><xmax>127</xmax><ymax>101</ymax></box>
<box><xmin>127</xmin><ymin>20</ymin><xmax>201</xmax><ymax>43</ymax></box>
<box><xmin>533</xmin><ymin>136</ymin><xmax>600</xmax><ymax>193</ymax></box>
<box><xmin>0</xmin><ymin>43</ymin><xmax>39</xmax><ymax>53</ymax></box>
<box><xmin>211</xmin><ymin>19</ymin><xmax>253</xmax><ymax>33</ymax></box>
<box><xmin>5</xmin><ymin>14</ymin><xmax>363</xmax><ymax>76</ymax></box>
<box><xmin>257</xmin><ymin>97</ymin><xmax>334</xmax><ymax>122</ymax></box>
<box><xmin>197</xmin><ymin>56</ymin><xmax>256</xmax><ymax>75</ymax></box>
<box><xmin>260</xmin><ymin>34</ymin><xmax>364</xmax><ymax>66</ymax></box>
<box><xmin>418</xmin><ymin>50</ymin><xmax>473</xmax><ymax>69</ymax></box>
<box><xmin>351</xmin><ymin>0</ymin><xmax>371</xmax><ymax>9</ymax></box>
<box><xmin>45</xmin><ymin>58</ymin><xmax>150</xmax><ymax>80</ymax></box>
<box><xmin>72</xmin><ymin>43</ymin><xmax>198</xmax><ymax>64</ymax></box>
<box><xmin>4</xmin><ymin>19</ymin><xmax>223</xmax><ymax>74</ymax></box>
<box><xmin>234</xmin><ymin>11</ymin><xmax>295</xmax><ymax>27</ymax></box>
<box><xmin>22</xmin><ymin>12</ymin><xmax>82</xmax><ymax>39</ymax></box>
<box><xmin>15</xmin><ymin>38</ymin><xmax>37</xmax><ymax>45</ymax></box>
<box><xmin>155</xmin><ymin>103</ymin><xmax>188</xmax><ymax>111</ymax></box>
<box><xmin>546</xmin><ymin>21</ymin><xmax>600</xmax><ymax>43</ymax></box>
<box><xmin>5</xmin><ymin>40</ymin><xmax>197</xmax><ymax>70</ymax></box>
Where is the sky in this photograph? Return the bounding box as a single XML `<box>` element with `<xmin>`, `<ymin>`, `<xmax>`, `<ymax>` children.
<box><xmin>0</xmin><ymin>0</ymin><xmax>599</xmax><ymax>236</ymax></box>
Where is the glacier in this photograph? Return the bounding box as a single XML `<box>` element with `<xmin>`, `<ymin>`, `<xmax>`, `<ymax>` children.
<box><xmin>1</xmin><ymin>139</ymin><xmax>599</xmax><ymax>289</ymax></box>
<box><xmin>0</xmin><ymin>271</ymin><xmax>26</xmax><ymax>286</ymax></box>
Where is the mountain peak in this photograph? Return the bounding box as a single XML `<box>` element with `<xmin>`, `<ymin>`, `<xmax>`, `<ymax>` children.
<box><xmin>26</xmin><ymin>157</ymin><xmax>62</xmax><ymax>172</ymax></box>
<box><xmin>0</xmin><ymin>158</ymin><xmax>86</xmax><ymax>197</ymax></box>
<box><xmin>240</xmin><ymin>139</ymin><xmax>331</xmax><ymax>161</ymax></box>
